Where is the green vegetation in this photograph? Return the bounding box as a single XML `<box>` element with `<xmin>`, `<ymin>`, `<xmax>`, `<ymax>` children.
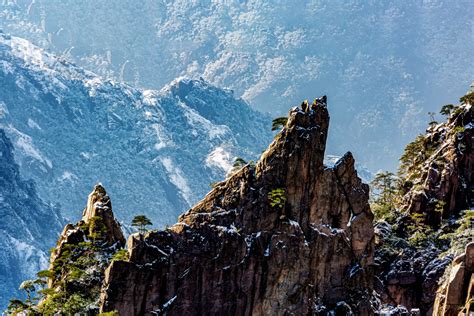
<box><xmin>439</xmin><ymin>210</ymin><xmax>474</xmax><ymax>256</ymax></box>
<box><xmin>460</xmin><ymin>90</ymin><xmax>474</xmax><ymax>105</ymax></box>
<box><xmin>398</xmin><ymin>135</ymin><xmax>426</xmax><ymax>179</ymax></box>
<box><xmin>428</xmin><ymin>111</ymin><xmax>436</xmax><ymax>125</ymax></box>
<box><xmin>271</xmin><ymin>117</ymin><xmax>288</xmax><ymax>131</ymax></box>
<box><xmin>233</xmin><ymin>157</ymin><xmax>247</xmax><ymax>169</ymax></box>
<box><xmin>440</xmin><ymin>104</ymin><xmax>455</xmax><ymax>116</ymax></box>
<box><xmin>132</xmin><ymin>215</ymin><xmax>153</xmax><ymax>233</ymax></box>
<box><xmin>112</xmin><ymin>249</ymin><xmax>130</xmax><ymax>262</ymax></box>
<box><xmin>99</xmin><ymin>311</ymin><xmax>119</xmax><ymax>316</ymax></box>
<box><xmin>373</xmin><ymin>91</ymin><xmax>473</xmax><ymax>255</ymax></box>
<box><xmin>370</xmin><ymin>171</ymin><xmax>400</xmax><ymax>222</ymax></box>
<box><xmin>89</xmin><ymin>215</ymin><xmax>107</xmax><ymax>241</ymax></box>
<box><xmin>268</xmin><ymin>188</ymin><xmax>286</xmax><ymax>209</ymax></box>
<box><xmin>8</xmin><ymin>213</ymin><xmax>127</xmax><ymax>315</ymax></box>
<box><xmin>228</xmin><ymin>157</ymin><xmax>248</xmax><ymax>176</ymax></box>
<box><xmin>7</xmin><ymin>269</ymin><xmax>56</xmax><ymax>315</ymax></box>
<box><xmin>453</xmin><ymin>126</ymin><xmax>465</xmax><ymax>135</ymax></box>
<box><xmin>405</xmin><ymin>212</ymin><xmax>438</xmax><ymax>248</ymax></box>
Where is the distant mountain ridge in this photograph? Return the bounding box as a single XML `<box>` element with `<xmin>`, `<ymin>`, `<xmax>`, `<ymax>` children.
<box><xmin>0</xmin><ymin>32</ymin><xmax>272</xmax><ymax>227</ymax></box>
<box><xmin>0</xmin><ymin>129</ymin><xmax>63</xmax><ymax>308</ymax></box>
<box><xmin>1</xmin><ymin>0</ymin><xmax>471</xmax><ymax>171</ymax></box>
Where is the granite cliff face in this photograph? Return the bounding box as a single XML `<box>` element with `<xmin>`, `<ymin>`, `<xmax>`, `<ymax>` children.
<box><xmin>403</xmin><ymin>102</ymin><xmax>473</xmax><ymax>226</ymax></box>
<box><xmin>99</xmin><ymin>103</ymin><xmax>376</xmax><ymax>315</ymax></box>
<box><xmin>374</xmin><ymin>98</ymin><xmax>473</xmax><ymax>315</ymax></box>
<box><xmin>433</xmin><ymin>242</ymin><xmax>474</xmax><ymax>316</ymax></box>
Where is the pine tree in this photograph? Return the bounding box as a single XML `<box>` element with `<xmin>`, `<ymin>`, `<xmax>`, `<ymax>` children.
<box><xmin>131</xmin><ymin>215</ymin><xmax>153</xmax><ymax>233</ymax></box>
<box><xmin>370</xmin><ymin>171</ymin><xmax>399</xmax><ymax>221</ymax></box>
<box><xmin>271</xmin><ymin>117</ymin><xmax>288</xmax><ymax>131</ymax></box>
<box><xmin>439</xmin><ymin>104</ymin><xmax>454</xmax><ymax>116</ymax></box>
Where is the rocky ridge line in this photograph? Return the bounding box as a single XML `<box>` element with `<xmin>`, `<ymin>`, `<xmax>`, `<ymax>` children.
<box><xmin>99</xmin><ymin>103</ymin><xmax>376</xmax><ymax>315</ymax></box>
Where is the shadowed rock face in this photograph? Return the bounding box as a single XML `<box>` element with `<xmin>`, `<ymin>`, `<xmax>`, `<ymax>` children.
<box><xmin>99</xmin><ymin>104</ymin><xmax>375</xmax><ymax>315</ymax></box>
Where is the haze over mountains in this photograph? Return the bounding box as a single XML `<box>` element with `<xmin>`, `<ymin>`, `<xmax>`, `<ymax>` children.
<box><xmin>0</xmin><ymin>32</ymin><xmax>272</xmax><ymax>226</ymax></box>
<box><xmin>1</xmin><ymin>0</ymin><xmax>472</xmax><ymax>171</ymax></box>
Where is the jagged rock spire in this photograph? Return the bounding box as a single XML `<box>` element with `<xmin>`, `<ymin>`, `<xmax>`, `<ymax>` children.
<box><xmin>43</xmin><ymin>185</ymin><xmax>126</xmax><ymax>312</ymax></box>
<box><xmin>100</xmin><ymin>102</ymin><xmax>375</xmax><ymax>315</ymax></box>
<box><xmin>82</xmin><ymin>184</ymin><xmax>125</xmax><ymax>246</ymax></box>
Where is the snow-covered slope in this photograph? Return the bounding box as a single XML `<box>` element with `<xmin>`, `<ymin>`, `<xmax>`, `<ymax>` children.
<box><xmin>1</xmin><ymin>0</ymin><xmax>471</xmax><ymax>170</ymax></box>
<box><xmin>0</xmin><ymin>32</ymin><xmax>272</xmax><ymax>227</ymax></box>
<box><xmin>0</xmin><ymin>129</ymin><xmax>63</xmax><ymax>309</ymax></box>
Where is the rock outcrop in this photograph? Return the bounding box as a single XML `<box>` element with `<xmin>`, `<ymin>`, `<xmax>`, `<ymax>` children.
<box><xmin>41</xmin><ymin>185</ymin><xmax>125</xmax><ymax>314</ymax></box>
<box><xmin>82</xmin><ymin>184</ymin><xmax>126</xmax><ymax>246</ymax></box>
<box><xmin>99</xmin><ymin>103</ymin><xmax>375</xmax><ymax>315</ymax></box>
<box><xmin>49</xmin><ymin>184</ymin><xmax>125</xmax><ymax>274</ymax></box>
<box><xmin>433</xmin><ymin>242</ymin><xmax>474</xmax><ymax>316</ymax></box>
<box><xmin>374</xmin><ymin>97</ymin><xmax>474</xmax><ymax>314</ymax></box>
<box><xmin>403</xmin><ymin>102</ymin><xmax>473</xmax><ymax>226</ymax></box>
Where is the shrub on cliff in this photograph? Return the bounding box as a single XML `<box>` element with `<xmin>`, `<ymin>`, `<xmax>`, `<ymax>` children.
<box><xmin>271</xmin><ymin>117</ymin><xmax>288</xmax><ymax>131</ymax></box>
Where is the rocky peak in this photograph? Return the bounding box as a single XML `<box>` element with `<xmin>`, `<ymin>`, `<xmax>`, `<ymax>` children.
<box><xmin>100</xmin><ymin>102</ymin><xmax>375</xmax><ymax>315</ymax></box>
<box><xmin>82</xmin><ymin>184</ymin><xmax>125</xmax><ymax>246</ymax></box>
<box><xmin>40</xmin><ymin>185</ymin><xmax>125</xmax><ymax>313</ymax></box>
<box><xmin>374</xmin><ymin>95</ymin><xmax>474</xmax><ymax>315</ymax></box>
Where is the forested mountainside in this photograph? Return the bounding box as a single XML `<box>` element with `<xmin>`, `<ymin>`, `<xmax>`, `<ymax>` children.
<box><xmin>1</xmin><ymin>1</ymin><xmax>471</xmax><ymax>172</ymax></box>
<box><xmin>0</xmin><ymin>32</ymin><xmax>272</xmax><ymax>228</ymax></box>
<box><xmin>0</xmin><ymin>31</ymin><xmax>272</xmax><ymax>311</ymax></box>
<box><xmin>0</xmin><ymin>129</ymin><xmax>63</xmax><ymax>308</ymax></box>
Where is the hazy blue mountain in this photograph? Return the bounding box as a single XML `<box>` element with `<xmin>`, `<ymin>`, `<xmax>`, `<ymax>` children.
<box><xmin>0</xmin><ymin>32</ymin><xmax>272</xmax><ymax>228</ymax></box>
<box><xmin>0</xmin><ymin>129</ymin><xmax>63</xmax><ymax>309</ymax></box>
<box><xmin>1</xmin><ymin>0</ymin><xmax>471</xmax><ymax>170</ymax></box>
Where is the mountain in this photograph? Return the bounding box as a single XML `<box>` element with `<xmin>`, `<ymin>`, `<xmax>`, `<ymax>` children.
<box><xmin>373</xmin><ymin>92</ymin><xmax>474</xmax><ymax>314</ymax></box>
<box><xmin>0</xmin><ymin>129</ymin><xmax>63</xmax><ymax>309</ymax></box>
<box><xmin>0</xmin><ymin>32</ymin><xmax>272</xmax><ymax>228</ymax></box>
<box><xmin>1</xmin><ymin>1</ymin><xmax>472</xmax><ymax>171</ymax></box>
<box><xmin>8</xmin><ymin>93</ymin><xmax>473</xmax><ymax>315</ymax></box>
<box><xmin>15</xmin><ymin>101</ymin><xmax>375</xmax><ymax>315</ymax></box>
<box><xmin>100</xmin><ymin>103</ymin><xmax>375</xmax><ymax>315</ymax></box>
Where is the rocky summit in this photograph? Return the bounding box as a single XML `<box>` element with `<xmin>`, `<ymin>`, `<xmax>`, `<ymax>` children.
<box><xmin>99</xmin><ymin>103</ymin><xmax>376</xmax><ymax>315</ymax></box>
<box><xmin>39</xmin><ymin>184</ymin><xmax>125</xmax><ymax>313</ymax></box>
